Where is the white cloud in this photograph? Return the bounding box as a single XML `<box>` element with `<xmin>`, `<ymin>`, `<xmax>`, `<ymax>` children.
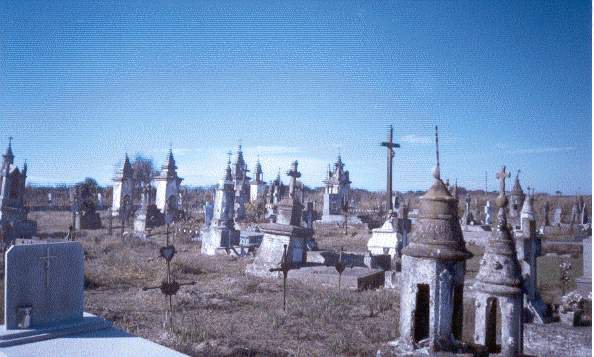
<box><xmin>497</xmin><ymin>145</ymin><xmax>575</xmax><ymax>155</ymax></box>
<box><xmin>400</xmin><ymin>134</ymin><xmax>433</xmax><ymax>145</ymax></box>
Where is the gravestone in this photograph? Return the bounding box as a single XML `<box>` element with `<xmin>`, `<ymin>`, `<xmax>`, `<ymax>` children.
<box><xmin>483</xmin><ymin>200</ymin><xmax>492</xmax><ymax>225</ymax></box>
<box><xmin>246</xmin><ymin>161</ymin><xmax>314</xmax><ymax>278</ymax></box>
<box><xmin>0</xmin><ymin>241</ymin><xmax>187</xmax><ymax>355</ymax></box>
<box><xmin>134</xmin><ymin>185</ymin><xmax>149</xmax><ymax>240</ymax></box>
<box><xmin>4</xmin><ymin>242</ymin><xmax>84</xmax><ymax>329</ymax></box>
<box><xmin>77</xmin><ymin>186</ymin><xmax>102</xmax><ymax>230</ymax></box>
<box><xmin>552</xmin><ymin>206</ymin><xmax>562</xmax><ymax>226</ymax></box>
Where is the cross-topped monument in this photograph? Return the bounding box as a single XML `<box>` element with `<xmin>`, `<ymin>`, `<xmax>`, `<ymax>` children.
<box><xmin>380</xmin><ymin>125</ymin><xmax>400</xmax><ymax>212</ymax></box>
<box><xmin>39</xmin><ymin>247</ymin><xmax>57</xmax><ymax>288</ymax></box>
<box><xmin>496</xmin><ymin>166</ymin><xmax>510</xmax><ymax>197</ymax></box>
<box><xmin>495</xmin><ymin>165</ymin><xmax>511</xmax><ymax>227</ymax></box>
<box><xmin>287</xmin><ymin>160</ymin><xmax>301</xmax><ymax>200</ymax></box>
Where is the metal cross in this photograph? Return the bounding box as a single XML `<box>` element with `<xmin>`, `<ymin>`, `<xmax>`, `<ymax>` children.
<box><xmin>496</xmin><ymin>166</ymin><xmax>510</xmax><ymax>196</ymax></box>
<box><xmin>380</xmin><ymin>125</ymin><xmax>400</xmax><ymax>212</ymax></box>
<box><xmin>269</xmin><ymin>244</ymin><xmax>290</xmax><ymax>311</ymax></box>
<box><xmin>335</xmin><ymin>247</ymin><xmax>346</xmax><ymax>291</ymax></box>
<box><xmin>39</xmin><ymin>247</ymin><xmax>57</xmax><ymax>288</ymax></box>
<box><xmin>142</xmin><ymin>242</ymin><xmax>195</xmax><ymax>331</ymax></box>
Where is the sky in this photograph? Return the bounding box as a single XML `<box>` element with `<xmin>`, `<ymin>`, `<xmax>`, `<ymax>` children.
<box><xmin>0</xmin><ymin>1</ymin><xmax>591</xmax><ymax>194</ymax></box>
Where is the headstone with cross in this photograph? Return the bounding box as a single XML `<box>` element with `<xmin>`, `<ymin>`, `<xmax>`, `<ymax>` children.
<box><xmin>3</xmin><ymin>242</ymin><xmax>84</xmax><ymax>329</ymax></box>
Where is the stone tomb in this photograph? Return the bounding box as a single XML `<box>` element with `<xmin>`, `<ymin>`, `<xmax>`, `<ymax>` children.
<box><xmin>0</xmin><ymin>241</ymin><xmax>186</xmax><ymax>355</ymax></box>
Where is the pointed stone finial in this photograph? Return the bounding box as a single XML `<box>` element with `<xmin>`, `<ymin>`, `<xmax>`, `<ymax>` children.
<box><xmin>432</xmin><ymin>126</ymin><xmax>440</xmax><ymax>180</ymax></box>
<box><xmin>226</xmin><ymin>151</ymin><xmax>232</xmax><ymax>165</ymax></box>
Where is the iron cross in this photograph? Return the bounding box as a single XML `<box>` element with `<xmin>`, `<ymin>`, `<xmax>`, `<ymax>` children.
<box><xmin>380</xmin><ymin>125</ymin><xmax>400</xmax><ymax>212</ymax></box>
<box><xmin>335</xmin><ymin>247</ymin><xmax>346</xmax><ymax>291</ymax></box>
<box><xmin>269</xmin><ymin>244</ymin><xmax>290</xmax><ymax>311</ymax></box>
<box><xmin>39</xmin><ymin>247</ymin><xmax>57</xmax><ymax>288</ymax></box>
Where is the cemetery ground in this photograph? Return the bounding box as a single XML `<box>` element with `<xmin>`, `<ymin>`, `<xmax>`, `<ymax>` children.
<box><xmin>0</xmin><ymin>211</ymin><xmax>590</xmax><ymax>356</ymax></box>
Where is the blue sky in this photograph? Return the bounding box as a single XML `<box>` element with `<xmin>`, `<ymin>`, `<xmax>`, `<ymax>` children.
<box><xmin>0</xmin><ymin>1</ymin><xmax>591</xmax><ymax>193</ymax></box>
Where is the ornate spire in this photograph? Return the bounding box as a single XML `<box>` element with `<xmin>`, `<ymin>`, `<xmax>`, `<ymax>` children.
<box><xmin>4</xmin><ymin>136</ymin><xmax>14</xmax><ymax>165</ymax></box>
<box><xmin>474</xmin><ymin>165</ymin><xmax>522</xmax><ymax>293</ymax></box>
<box><xmin>401</xmin><ymin>127</ymin><xmax>471</xmax><ymax>261</ymax></box>
<box><xmin>511</xmin><ymin>169</ymin><xmax>524</xmax><ymax>195</ymax></box>
<box><xmin>223</xmin><ymin>151</ymin><xmax>233</xmax><ymax>181</ymax></box>
<box><xmin>162</xmin><ymin>147</ymin><xmax>177</xmax><ymax>176</ymax></box>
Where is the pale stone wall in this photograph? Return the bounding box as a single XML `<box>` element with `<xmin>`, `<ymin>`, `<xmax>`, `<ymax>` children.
<box><xmin>398</xmin><ymin>256</ymin><xmax>465</xmax><ymax>351</ymax></box>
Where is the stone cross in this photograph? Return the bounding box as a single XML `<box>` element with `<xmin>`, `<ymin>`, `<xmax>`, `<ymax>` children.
<box><xmin>287</xmin><ymin>161</ymin><xmax>301</xmax><ymax>200</ymax></box>
<box><xmin>39</xmin><ymin>247</ymin><xmax>57</xmax><ymax>289</ymax></box>
<box><xmin>380</xmin><ymin>125</ymin><xmax>400</xmax><ymax>212</ymax></box>
<box><xmin>496</xmin><ymin>166</ymin><xmax>510</xmax><ymax>198</ymax></box>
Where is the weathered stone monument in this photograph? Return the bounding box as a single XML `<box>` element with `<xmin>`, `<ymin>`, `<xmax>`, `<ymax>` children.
<box><xmin>78</xmin><ymin>183</ymin><xmax>102</xmax><ymax>230</ymax></box>
<box><xmin>461</xmin><ymin>194</ymin><xmax>475</xmax><ymax>225</ymax></box>
<box><xmin>320</xmin><ymin>155</ymin><xmax>360</xmax><ymax>224</ymax></box>
<box><xmin>0</xmin><ymin>138</ymin><xmax>37</xmax><ymax>245</ymax></box>
<box><xmin>250</xmin><ymin>158</ymin><xmax>266</xmax><ymax>203</ymax></box>
<box><xmin>246</xmin><ymin>161</ymin><xmax>314</xmax><ymax>278</ymax></box>
<box><xmin>516</xmin><ymin>193</ymin><xmax>550</xmax><ymax>323</ymax></box>
<box><xmin>201</xmin><ymin>156</ymin><xmax>239</xmax><ymax>255</ymax></box>
<box><xmin>155</xmin><ymin>149</ymin><xmax>183</xmax><ymax>215</ymax></box>
<box><xmin>396</xmin><ymin>127</ymin><xmax>471</xmax><ymax>352</ymax></box>
<box><xmin>508</xmin><ymin>170</ymin><xmax>525</xmax><ymax>225</ymax></box>
<box><xmin>367</xmin><ymin>126</ymin><xmax>409</xmax><ymax>262</ymax></box>
<box><xmin>133</xmin><ymin>185</ymin><xmax>149</xmax><ymax>240</ymax></box>
<box><xmin>542</xmin><ymin>200</ymin><xmax>551</xmax><ymax>226</ymax></box>
<box><xmin>111</xmin><ymin>153</ymin><xmax>135</xmax><ymax>217</ymax></box>
<box><xmin>474</xmin><ymin>166</ymin><xmax>524</xmax><ymax>356</ymax></box>
<box><xmin>232</xmin><ymin>144</ymin><xmax>251</xmax><ymax>220</ymax></box>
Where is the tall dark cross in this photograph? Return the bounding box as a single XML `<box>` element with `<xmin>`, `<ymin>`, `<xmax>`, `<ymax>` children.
<box><xmin>380</xmin><ymin>125</ymin><xmax>400</xmax><ymax>212</ymax></box>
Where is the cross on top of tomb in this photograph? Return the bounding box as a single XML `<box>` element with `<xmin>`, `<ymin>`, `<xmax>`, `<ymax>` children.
<box><xmin>496</xmin><ymin>166</ymin><xmax>510</xmax><ymax>199</ymax></box>
<box><xmin>287</xmin><ymin>161</ymin><xmax>301</xmax><ymax>199</ymax></box>
<box><xmin>495</xmin><ymin>165</ymin><xmax>511</xmax><ymax>226</ymax></box>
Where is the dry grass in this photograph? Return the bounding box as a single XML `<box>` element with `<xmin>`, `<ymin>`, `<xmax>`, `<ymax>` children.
<box><xmin>0</xmin><ymin>211</ymin><xmax>588</xmax><ymax>356</ymax></box>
